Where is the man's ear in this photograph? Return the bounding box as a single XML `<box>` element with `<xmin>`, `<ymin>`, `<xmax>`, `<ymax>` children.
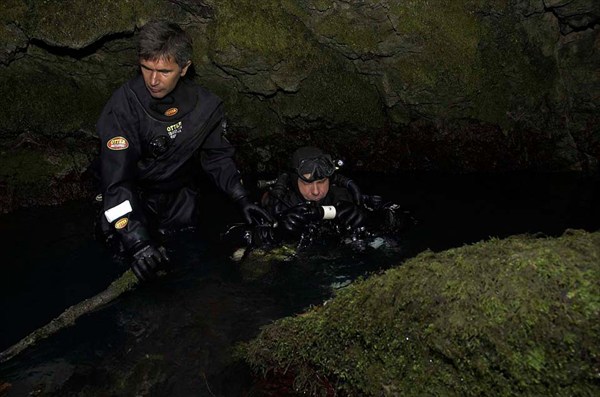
<box><xmin>181</xmin><ymin>60</ymin><xmax>192</xmax><ymax>76</ymax></box>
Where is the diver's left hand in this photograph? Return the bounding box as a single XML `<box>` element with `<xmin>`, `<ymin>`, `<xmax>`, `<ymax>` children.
<box><xmin>335</xmin><ymin>200</ymin><xmax>365</xmax><ymax>229</ymax></box>
<box><xmin>252</xmin><ymin>225</ymin><xmax>277</xmax><ymax>246</ymax></box>
<box><xmin>237</xmin><ymin>196</ymin><xmax>274</xmax><ymax>226</ymax></box>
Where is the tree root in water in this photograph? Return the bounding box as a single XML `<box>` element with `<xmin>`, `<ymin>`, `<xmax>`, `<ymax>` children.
<box><xmin>0</xmin><ymin>270</ymin><xmax>139</xmax><ymax>364</ymax></box>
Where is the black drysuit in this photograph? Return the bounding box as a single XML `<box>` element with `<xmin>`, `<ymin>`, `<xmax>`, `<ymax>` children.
<box><xmin>254</xmin><ymin>173</ymin><xmax>356</xmax><ymax>245</ymax></box>
<box><xmin>262</xmin><ymin>173</ymin><xmax>353</xmax><ymax>217</ymax></box>
<box><xmin>97</xmin><ymin>75</ymin><xmax>247</xmax><ymax>251</ymax></box>
<box><xmin>257</xmin><ymin>173</ymin><xmax>409</xmax><ymax>247</ymax></box>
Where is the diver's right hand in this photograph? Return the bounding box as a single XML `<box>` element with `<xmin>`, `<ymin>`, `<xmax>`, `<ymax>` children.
<box><xmin>130</xmin><ymin>243</ymin><xmax>169</xmax><ymax>282</ymax></box>
<box><xmin>278</xmin><ymin>204</ymin><xmax>321</xmax><ymax>234</ymax></box>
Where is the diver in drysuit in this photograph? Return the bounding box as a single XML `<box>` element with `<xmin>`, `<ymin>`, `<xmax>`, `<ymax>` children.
<box><xmin>239</xmin><ymin>146</ymin><xmax>410</xmax><ymax>249</ymax></box>
<box><xmin>95</xmin><ymin>21</ymin><xmax>272</xmax><ymax>281</ymax></box>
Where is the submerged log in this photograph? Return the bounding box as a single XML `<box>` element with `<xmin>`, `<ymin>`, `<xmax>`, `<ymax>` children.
<box><xmin>0</xmin><ymin>270</ymin><xmax>138</xmax><ymax>364</ymax></box>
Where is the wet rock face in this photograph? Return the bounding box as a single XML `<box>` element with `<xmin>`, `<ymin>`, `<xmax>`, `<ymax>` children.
<box><xmin>544</xmin><ymin>0</ymin><xmax>600</xmax><ymax>33</ymax></box>
<box><xmin>0</xmin><ymin>0</ymin><xmax>598</xmax><ymax>210</ymax></box>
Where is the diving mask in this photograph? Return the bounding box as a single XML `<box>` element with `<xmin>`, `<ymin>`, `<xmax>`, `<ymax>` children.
<box><xmin>296</xmin><ymin>154</ymin><xmax>336</xmax><ymax>182</ymax></box>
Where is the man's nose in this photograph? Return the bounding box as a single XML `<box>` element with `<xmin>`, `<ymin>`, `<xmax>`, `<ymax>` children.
<box><xmin>150</xmin><ymin>71</ymin><xmax>159</xmax><ymax>86</ymax></box>
<box><xmin>311</xmin><ymin>183</ymin><xmax>320</xmax><ymax>195</ymax></box>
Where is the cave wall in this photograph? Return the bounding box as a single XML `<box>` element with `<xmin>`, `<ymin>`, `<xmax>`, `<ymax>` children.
<box><xmin>0</xmin><ymin>0</ymin><xmax>598</xmax><ymax>210</ymax></box>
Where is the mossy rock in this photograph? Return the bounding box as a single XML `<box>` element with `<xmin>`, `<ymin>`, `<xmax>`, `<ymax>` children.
<box><xmin>23</xmin><ymin>0</ymin><xmax>180</xmax><ymax>48</ymax></box>
<box><xmin>237</xmin><ymin>244</ymin><xmax>298</xmax><ymax>282</ymax></box>
<box><xmin>0</xmin><ymin>0</ymin><xmax>598</xmax><ymax>202</ymax></box>
<box><xmin>0</xmin><ymin>58</ymin><xmax>115</xmax><ymax>136</ymax></box>
<box><xmin>0</xmin><ymin>134</ymin><xmax>97</xmax><ymax>213</ymax></box>
<box><xmin>240</xmin><ymin>229</ymin><xmax>600</xmax><ymax>396</ymax></box>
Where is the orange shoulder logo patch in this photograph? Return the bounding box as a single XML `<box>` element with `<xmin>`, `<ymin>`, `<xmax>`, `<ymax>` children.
<box><xmin>164</xmin><ymin>107</ymin><xmax>178</xmax><ymax>117</ymax></box>
<box><xmin>107</xmin><ymin>136</ymin><xmax>129</xmax><ymax>151</ymax></box>
<box><xmin>114</xmin><ymin>218</ymin><xmax>128</xmax><ymax>229</ymax></box>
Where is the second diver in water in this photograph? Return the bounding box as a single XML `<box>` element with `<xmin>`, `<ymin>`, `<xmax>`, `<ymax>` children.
<box><xmin>226</xmin><ymin>146</ymin><xmax>412</xmax><ymax>252</ymax></box>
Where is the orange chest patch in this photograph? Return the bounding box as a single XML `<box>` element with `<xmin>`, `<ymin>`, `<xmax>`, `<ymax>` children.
<box><xmin>164</xmin><ymin>107</ymin><xmax>178</xmax><ymax>117</ymax></box>
<box><xmin>107</xmin><ymin>136</ymin><xmax>129</xmax><ymax>151</ymax></box>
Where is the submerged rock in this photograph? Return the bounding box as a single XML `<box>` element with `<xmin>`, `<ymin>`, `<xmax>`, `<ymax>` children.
<box><xmin>237</xmin><ymin>244</ymin><xmax>298</xmax><ymax>282</ymax></box>
<box><xmin>240</xmin><ymin>229</ymin><xmax>600</xmax><ymax>396</ymax></box>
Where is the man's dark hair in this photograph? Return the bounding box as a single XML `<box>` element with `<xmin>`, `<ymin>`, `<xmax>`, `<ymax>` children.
<box><xmin>137</xmin><ymin>20</ymin><xmax>193</xmax><ymax>67</ymax></box>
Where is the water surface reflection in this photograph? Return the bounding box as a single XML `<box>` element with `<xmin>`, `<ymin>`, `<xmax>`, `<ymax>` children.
<box><xmin>0</xmin><ymin>172</ymin><xmax>598</xmax><ymax>396</ymax></box>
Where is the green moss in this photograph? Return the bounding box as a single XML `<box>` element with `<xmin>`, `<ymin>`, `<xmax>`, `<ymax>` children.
<box><xmin>0</xmin><ymin>63</ymin><xmax>109</xmax><ymax>135</ymax></box>
<box><xmin>109</xmin><ymin>270</ymin><xmax>139</xmax><ymax>291</ymax></box>
<box><xmin>0</xmin><ymin>0</ymin><xmax>27</xmax><ymax>22</ymax></box>
<box><xmin>0</xmin><ymin>35</ymin><xmax>140</xmax><ymax>136</ymax></box>
<box><xmin>306</xmin><ymin>3</ymin><xmax>384</xmax><ymax>54</ymax></box>
<box><xmin>0</xmin><ymin>133</ymin><xmax>95</xmax><ymax>212</ymax></box>
<box><xmin>0</xmin><ymin>0</ymin><xmax>28</xmax><ymax>60</ymax></box>
<box><xmin>206</xmin><ymin>1</ymin><xmax>387</xmax><ymax>131</ymax></box>
<box><xmin>277</xmin><ymin>62</ymin><xmax>385</xmax><ymax>128</ymax></box>
<box><xmin>239</xmin><ymin>244</ymin><xmax>297</xmax><ymax>281</ymax></box>
<box><xmin>241</xmin><ymin>229</ymin><xmax>600</xmax><ymax>396</ymax></box>
<box><xmin>210</xmin><ymin>0</ymin><xmax>319</xmax><ymax>67</ymax></box>
<box><xmin>0</xmin><ymin>148</ymin><xmax>67</xmax><ymax>184</ymax></box>
<box><xmin>200</xmin><ymin>77</ymin><xmax>283</xmax><ymax>139</ymax></box>
<box><xmin>474</xmin><ymin>15</ymin><xmax>556</xmax><ymax>128</ymax></box>
<box><xmin>0</xmin><ymin>0</ymin><xmax>187</xmax><ymax>134</ymax></box>
<box><xmin>384</xmin><ymin>1</ymin><xmax>482</xmax><ymax>108</ymax></box>
<box><xmin>24</xmin><ymin>0</ymin><xmax>179</xmax><ymax>47</ymax></box>
<box><xmin>375</xmin><ymin>0</ymin><xmax>556</xmax><ymax>127</ymax></box>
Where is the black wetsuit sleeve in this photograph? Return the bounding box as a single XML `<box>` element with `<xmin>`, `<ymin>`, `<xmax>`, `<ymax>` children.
<box><xmin>261</xmin><ymin>192</ymin><xmax>281</xmax><ymax>219</ymax></box>
<box><xmin>199</xmin><ymin>107</ymin><xmax>248</xmax><ymax>201</ymax></box>
<box><xmin>97</xmin><ymin>88</ymin><xmax>151</xmax><ymax>251</ymax></box>
<box><xmin>260</xmin><ymin>173</ymin><xmax>296</xmax><ymax>217</ymax></box>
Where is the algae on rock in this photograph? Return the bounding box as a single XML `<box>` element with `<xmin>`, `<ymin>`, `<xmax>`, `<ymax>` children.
<box><xmin>240</xmin><ymin>229</ymin><xmax>600</xmax><ymax>396</ymax></box>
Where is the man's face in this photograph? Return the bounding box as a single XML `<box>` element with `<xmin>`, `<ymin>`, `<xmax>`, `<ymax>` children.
<box><xmin>297</xmin><ymin>176</ymin><xmax>330</xmax><ymax>202</ymax></box>
<box><xmin>139</xmin><ymin>57</ymin><xmax>190</xmax><ymax>99</ymax></box>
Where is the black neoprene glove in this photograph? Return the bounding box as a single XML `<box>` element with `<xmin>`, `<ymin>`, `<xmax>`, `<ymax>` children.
<box><xmin>237</xmin><ymin>196</ymin><xmax>274</xmax><ymax>226</ymax></box>
<box><xmin>252</xmin><ymin>225</ymin><xmax>277</xmax><ymax>246</ymax></box>
<box><xmin>335</xmin><ymin>200</ymin><xmax>365</xmax><ymax>229</ymax></box>
<box><xmin>278</xmin><ymin>204</ymin><xmax>322</xmax><ymax>234</ymax></box>
<box><xmin>130</xmin><ymin>243</ymin><xmax>169</xmax><ymax>282</ymax></box>
<box><xmin>333</xmin><ymin>174</ymin><xmax>363</xmax><ymax>206</ymax></box>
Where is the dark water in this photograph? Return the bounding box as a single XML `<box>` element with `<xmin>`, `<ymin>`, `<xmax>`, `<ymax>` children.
<box><xmin>0</xmin><ymin>172</ymin><xmax>598</xmax><ymax>396</ymax></box>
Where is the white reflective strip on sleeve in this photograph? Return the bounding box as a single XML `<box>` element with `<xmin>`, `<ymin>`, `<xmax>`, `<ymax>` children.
<box><xmin>322</xmin><ymin>206</ymin><xmax>336</xmax><ymax>220</ymax></box>
<box><xmin>104</xmin><ymin>200</ymin><xmax>133</xmax><ymax>223</ymax></box>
